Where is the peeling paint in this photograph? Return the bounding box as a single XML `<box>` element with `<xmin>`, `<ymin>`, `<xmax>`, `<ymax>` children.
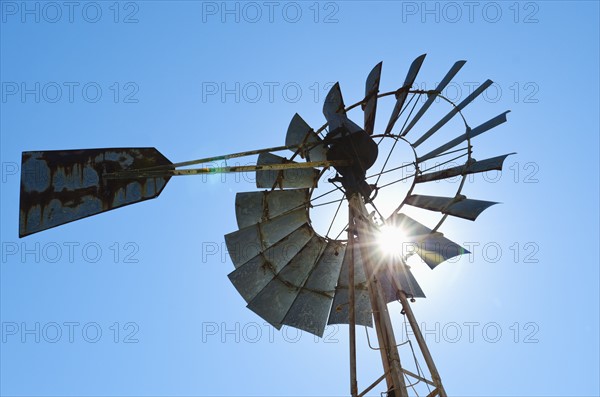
<box><xmin>19</xmin><ymin>147</ymin><xmax>172</xmax><ymax>237</ymax></box>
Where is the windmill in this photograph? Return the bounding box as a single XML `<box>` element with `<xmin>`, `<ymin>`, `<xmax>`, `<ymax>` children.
<box><xmin>18</xmin><ymin>55</ymin><xmax>512</xmax><ymax>397</ymax></box>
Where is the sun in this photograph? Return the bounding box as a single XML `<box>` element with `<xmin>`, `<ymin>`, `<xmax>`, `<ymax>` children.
<box><xmin>376</xmin><ymin>224</ymin><xmax>408</xmax><ymax>257</ymax></box>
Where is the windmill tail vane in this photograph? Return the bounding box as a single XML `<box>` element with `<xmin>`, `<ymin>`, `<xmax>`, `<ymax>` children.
<box><xmin>17</xmin><ymin>142</ymin><xmax>336</xmax><ymax>237</ymax></box>
<box><xmin>18</xmin><ymin>54</ymin><xmax>513</xmax><ymax>397</ymax></box>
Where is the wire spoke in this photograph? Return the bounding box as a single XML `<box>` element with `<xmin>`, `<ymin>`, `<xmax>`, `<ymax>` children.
<box><xmin>398</xmin><ymin>93</ymin><xmax>422</xmax><ymax>136</ymax></box>
<box><xmin>310</xmin><ymin>186</ymin><xmax>339</xmax><ymax>203</ymax></box>
<box><xmin>325</xmin><ymin>193</ymin><xmax>346</xmax><ymax>238</ymax></box>
<box><xmin>334</xmin><ymin>222</ymin><xmax>349</xmax><ymax>240</ymax></box>
<box><xmin>418</xmin><ymin>146</ymin><xmax>468</xmax><ymax>163</ymax></box>
<box><xmin>312</xmin><ymin>197</ymin><xmax>345</xmax><ymax>208</ymax></box>
<box><xmin>376</xmin><ymin>174</ymin><xmax>414</xmax><ymax>190</ymax></box>
<box><xmin>374</xmin><ymin>137</ymin><xmax>400</xmax><ymax>186</ymax></box>
<box><xmin>367</xmin><ymin>161</ymin><xmax>415</xmax><ymax>180</ymax></box>
<box><xmin>419</xmin><ymin>152</ymin><xmax>468</xmax><ymax>174</ymax></box>
<box><xmin>373</xmin><ymin>151</ymin><xmax>469</xmax><ymax>191</ymax></box>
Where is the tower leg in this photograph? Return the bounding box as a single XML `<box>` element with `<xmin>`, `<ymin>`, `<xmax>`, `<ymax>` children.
<box><xmin>348</xmin><ymin>194</ymin><xmax>448</xmax><ymax>397</ymax></box>
<box><xmin>350</xmin><ymin>194</ymin><xmax>408</xmax><ymax>397</ymax></box>
<box><xmin>398</xmin><ymin>291</ymin><xmax>447</xmax><ymax>397</ymax></box>
<box><xmin>348</xmin><ymin>205</ymin><xmax>358</xmax><ymax>397</ymax></box>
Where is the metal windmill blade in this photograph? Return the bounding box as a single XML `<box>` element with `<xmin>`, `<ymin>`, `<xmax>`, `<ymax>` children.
<box><xmin>18</xmin><ymin>56</ymin><xmax>512</xmax><ymax>397</ymax></box>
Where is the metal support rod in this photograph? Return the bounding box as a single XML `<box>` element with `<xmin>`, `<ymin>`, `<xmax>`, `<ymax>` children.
<box><xmin>398</xmin><ymin>290</ymin><xmax>447</xmax><ymax>397</ymax></box>
<box><xmin>369</xmin><ymin>282</ymin><xmax>408</xmax><ymax>397</ymax></box>
<box><xmin>400</xmin><ymin>368</ymin><xmax>436</xmax><ymax>387</ymax></box>
<box><xmin>348</xmin><ymin>205</ymin><xmax>358</xmax><ymax>397</ymax></box>
<box><xmin>357</xmin><ymin>371</ymin><xmax>388</xmax><ymax>397</ymax></box>
<box><xmin>104</xmin><ymin>160</ymin><xmax>351</xmax><ymax>179</ymax></box>
<box><xmin>114</xmin><ymin>143</ymin><xmax>303</xmax><ymax>173</ymax></box>
<box><xmin>426</xmin><ymin>388</ymin><xmax>441</xmax><ymax>397</ymax></box>
<box><xmin>350</xmin><ymin>194</ymin><xmax>408</xmax><ymax>397</ymax></box>
<box><xmin>373</xmin><ymin>304</ymin><xmax>394</xmax><ymax>390</ymax></box>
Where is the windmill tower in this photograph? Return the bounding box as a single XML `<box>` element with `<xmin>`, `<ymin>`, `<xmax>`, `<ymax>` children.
<box><xmin>19</xmin><ymin>55</ymin><xmax>511</xmax><ymax>397</ymax></box>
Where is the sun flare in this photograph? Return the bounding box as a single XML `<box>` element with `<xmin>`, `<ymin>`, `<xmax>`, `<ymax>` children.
<box><xmin>377</xmin><ymin>225</ymin><xmax>408</xmax><ymax>257</ymax></box>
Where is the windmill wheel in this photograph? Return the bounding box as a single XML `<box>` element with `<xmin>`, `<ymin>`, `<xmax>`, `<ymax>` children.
<box><xmin>224</xmin><ymin>55</ymin><xmax>512</xmax><ymax>338</ymax></box>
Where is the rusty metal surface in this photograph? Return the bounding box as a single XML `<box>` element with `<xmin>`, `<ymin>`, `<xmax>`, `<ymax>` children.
<box><xmin>110</xmin><ymin>159</ymin><xmax>339</xmax><ymax>179</ymax></box>
<box><xmin>105</xmin><ymin>143</ymin><xmax>298</xmax><ymax>173</ymax></box>
<box><xmin>19</xmin><ymin>148</ymin><xmax>171</xmax><ymax>237</ymax></box>
<box><xmin>385</xmin><ymin>54</ymin><xmax>426</xmax><ymax>135</ymax></box>
<box><xmin>282</xmin><ymin>240</ymin><xmax>346</xmax><ymax>336</ymax></box>
<box><xmin>405</xmin><ymin>194</ymin><xmax>497</xmax><ymax>221</ymax></box>
<box><xmin>255</xmin><ymin>153</ymin><xmax>320</xmax><ymax>189</ymax></box>
<box><xmin>247</xmin><ymin>235</ymin><xmax>327</xmax><ymax>328</ymax></box>
<box><xmin>228</xmin><ymin>225</ymin><xmax>314</xmax><ymax>303</ymax></box>
<box><xmin>224</xmin><ymin>208</ymin><xmax>308</xmax><ymax>268</ymax></box>
<box><xmin>363</xmin><ymin>62</ymin><xmax>382</xmax><ymax>135</ymax></box>
<box><xmin>235</xmin><ymin>189</ymin><xmax>309</xmax><ymax>229</ymax></box>
<box><xmin>417</xmin><ymin>111</ymin><xmax>511</xmax><ymax>163</ymax></box>
<box><xmin>413</xmin><ymin>79</ymin><xmax>494</xmax><ymax>148</ymax></box>
<box><xmin>285</xmin><ymin>113</ymin><xmax>328</xmax><ymax>162</ymax></box>
<box><xmin>416</xmin><ymin>153</ymin><xmax>515</xmax><ymax>183</ymax></box>
<box><xmin>402</xmin><ymin>60</ymin><xmax>466</xmax><ymax>137</ymax></box>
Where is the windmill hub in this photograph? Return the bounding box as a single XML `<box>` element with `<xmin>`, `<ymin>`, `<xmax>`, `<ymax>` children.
<box><xmin>326</xmin><ymin>127</ymin><xmax>378</xmax><ymax>198</ymax></box>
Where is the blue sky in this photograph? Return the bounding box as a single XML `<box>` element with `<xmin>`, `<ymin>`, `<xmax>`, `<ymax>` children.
<box><xmin>1</xmin><ymin>1</ymin><xmax>599</xmax><ymax>396</ymax></box>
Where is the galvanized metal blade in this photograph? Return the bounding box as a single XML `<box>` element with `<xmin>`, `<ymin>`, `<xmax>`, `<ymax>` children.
<box><xmin>405</xmin><ymin>194</ymin><xmax>498</xmax><ymax>221</ymax></box>
<box><xmin>384</xmin><ymin>54</ymin><xmax>426</xmax><ymax>135</ymax></box>
<box><xmin>255</xmin><ymin>153</ymin><xmax>320</xmax><ymax>189</ymax></box>
<box><xmin>401</xmin><ymin>60</ymin><xmax>467</xmax><ymax>137</ymax></box>
<box><xmin>413</xmin><ymin>80</ymin><xmax>494</xmax><ymax>148</ymax></box>
<box><xmin>417</xmin><ymin>111</ymin><xmax>511</xmax><ymax>163</ymax></box>
<box><xmin>388</xmin><ymin>213</ymin><xmax>469</xmax><ymax>269</ymax></box>
<box><xmin>285</xmin><ymin>113</ymin><xmax>328</xmax><ymax>162</ymax></box>
<box><xmin>235</xmin><ymin>189</ymin><xmax>310</xmax><ymax>229</ymax></box>
<box><xmin>387</xmin><ymin>212</ymin><xmax>433</xmax><ymax>237</ymax></box>
<box><xmin>328</xmin><ymin>241</ymin><xmax>373</xmax><ymax>327</ymax></box>
<box><xmin>282</xmin><ymin>240</ymin><xmax>346</xmax><ymax>337</ymax></box>
<box><xmin>228</xmin><ymin>225</ymin><xmax>315</xmax><ymax>303</ymax></box>
<box><xmin>363</xmin><ymin>62</ymin><xmax>383</xmax><ymax>135</ymax></box>
<box><xmin>19</xmin><ymin>148</ymin><xmax>172</xmax><ymax>237</ymax></box>
<box><xmin>224</xmin><ymin>208</ymin><xmax>309</xmax><ymax>268</ymax></box>
<box><xmin>323</xmin><ymin>82</ymin><xmax>346</xmax><ymax>132</ymax></box>
<box><xmin>416</xmin><ymin>233</ymin><xmax>470</xmax><ymax>269</ymax></box>
<box><xmin>416</xmin><ymin>153</ymin><xmax>515</xmax><ymax>183</ymax></box>
<box><xmin>247</xmin><ymin>235</ymin><xmax>327</xmax><ymax>328</ymax></box>
<box><xmin>378</xmin><ymin>260</ymin><xmax>426</xmax><ymax>300</ymax></box>
<box><xmin>323</xmin><ymin>83</ymin><xmax>363</xmax><ymax>135</ymax></box>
